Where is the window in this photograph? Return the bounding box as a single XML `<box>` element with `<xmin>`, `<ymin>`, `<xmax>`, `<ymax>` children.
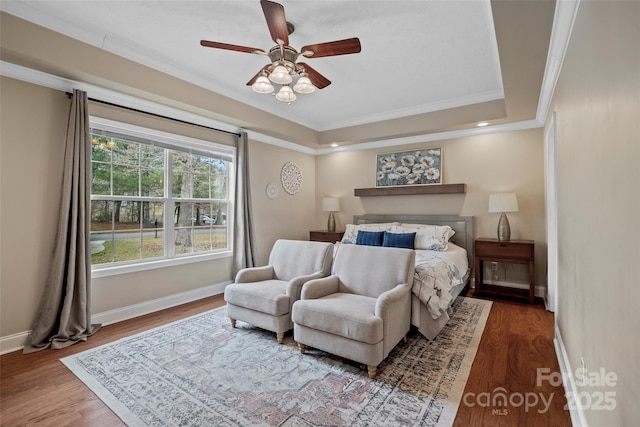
<box><xmin>89</xmin><ymin>118</ymin><xmax>234</xmax><ymax>272</ymax></box>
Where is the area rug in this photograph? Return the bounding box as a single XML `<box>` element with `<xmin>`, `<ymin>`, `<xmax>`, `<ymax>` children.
<box><xmin>62</xmin><ymin>297</ymin><xmax>491</xmax><ymax>427</ymax></box>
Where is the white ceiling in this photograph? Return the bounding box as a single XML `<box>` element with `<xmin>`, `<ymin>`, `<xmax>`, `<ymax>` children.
<box><xmin>2</xmin><ymin>0</ymin><xmax>507</xmax><ymax>133</ymax></box>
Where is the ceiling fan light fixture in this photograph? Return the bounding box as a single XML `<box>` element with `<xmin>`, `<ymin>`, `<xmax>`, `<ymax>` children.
<box><xmin>269</xmin><ymin>65</ymin><xmax>293</xmax><ymax>84</ymax></box>
<box><xmin>251</xmin><ymin>75</ymin><xmax>274</xmax><ymax>94</ymax></box>
<box><xmin>293</xmin><ymin>76</ymin><xmax>315</xmax><ymax>94</ymax></box>
<box><xmin>275</xmin><ymin>85</ymin><xmax>297</xmax><ymax>103</ymax></box>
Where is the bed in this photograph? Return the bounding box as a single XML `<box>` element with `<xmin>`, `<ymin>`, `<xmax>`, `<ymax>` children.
<box><xmin>349</xmin><ymin>214</ymin><xmax>474</xmax><ymax>340</ymax></box>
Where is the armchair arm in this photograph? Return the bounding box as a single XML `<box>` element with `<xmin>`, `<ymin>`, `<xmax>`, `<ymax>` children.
<box><xmin>286</xmin><ymin>271</ymin><xmax>326</xmax><ymax>304</ymax></box>
<box><xmin>234</xmin><ymin>265</ymin><xmax>275</xmax><ymax>283</ymax></box>
<box><xmin>301</xmin><ymin>275</ymin><xmax>340</xmax><ymax>300</ymax></box>
<box><xmin>375</xmin><ymin>283</ymin><xmax>411</xmax><ymax>316</ymax></box>
<box><xmin>375</xmin><ymin>283</ymin><xmax>412</xmax><ymax>358</ymax></box>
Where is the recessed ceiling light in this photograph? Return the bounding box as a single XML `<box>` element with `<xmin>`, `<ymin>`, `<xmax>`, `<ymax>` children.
<box><xmin>476</xmin><ymin>122</ymin><xmax>490</xmax><ymax>127</ymax></box>
<box><xmin>330</xmin><ymin>143</ymin><xmax>339</xmax><ymax>147</ymax></box>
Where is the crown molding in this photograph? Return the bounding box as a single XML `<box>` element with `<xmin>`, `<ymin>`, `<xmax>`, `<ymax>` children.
<box><xmin>536</xmin><ymin>0</ymin><xmax>581</xmax><ymax>122</ymax></box>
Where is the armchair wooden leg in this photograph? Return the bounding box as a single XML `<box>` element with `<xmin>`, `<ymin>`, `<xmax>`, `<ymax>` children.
<box><xmin>298</xmin><ymin>343</ymin><xmax>306</xmax><ymax>354</ymax></box>
<box><xmin>230</xmin><ymin>318</ymin><xmax>236</xmax><ymax>328</ymax></box>
<box><xmin>276</xmin><ymin>332</ymin><xmax>284</xmax><ymax>344</ymax></box>
<box><xmin>367</xmin><ymin>365</ymin><xmax>377</xmax><ymax>379</ymax></box>
<box><xmin>403</xmin><ymin>335</ymin><xmax>407</xmax><ymax>343</ymax></box>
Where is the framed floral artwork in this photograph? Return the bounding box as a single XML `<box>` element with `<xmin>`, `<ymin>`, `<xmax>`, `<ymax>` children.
<box><xmin>376</xmin><ymin>148</ymin><xmax>442</xmax><ymax>187</ymax></box>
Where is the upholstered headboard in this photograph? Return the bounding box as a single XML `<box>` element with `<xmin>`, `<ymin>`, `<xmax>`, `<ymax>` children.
<box><xmin>352</xmin><ymin>214</ymin><xmax>474</xmax><ymax>266</ymax></box>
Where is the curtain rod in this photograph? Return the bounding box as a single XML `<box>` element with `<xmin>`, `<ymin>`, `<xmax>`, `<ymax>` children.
<box><xmin>66</xmin><ymin>92</ymin><xmax>241</xmax><ymax>137</ymax></box>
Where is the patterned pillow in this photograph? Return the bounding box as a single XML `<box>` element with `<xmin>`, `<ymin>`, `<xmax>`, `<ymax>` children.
<box><xmin>392</xmin><ymin>225</ymin><xmax>452</xmax><ymax>251</ymax></box>
<box><xmin>382</xmin><ymin>231</ymin><xmax>416</xmax><ymax>249</ymax></box>
<box><xmin>355</xmin><ymin>230</ymin><xmax>384</xmax><ymax>246</ymax></box>
<box><xmin>341</xmin><ymin>223</ymin><xmax>399</xmax><ymax>244</ymax></box>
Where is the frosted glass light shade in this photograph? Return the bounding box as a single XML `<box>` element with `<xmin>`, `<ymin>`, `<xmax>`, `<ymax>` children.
<box><xmin>293</xmin><ymin>76</ymin><xmax>315</xmax><ymax>94</ymax></box>
<box><xmin>269</xmin><ymin>65</ymin><xmax>292</xmax><ymax>84</ymax></box>
<box><xmin>275</xmin><ymin>85</ymin><xmax>297</xmax><ymax>102</ymax></box>
<box><xmin>488</xmin><ymin>193</ymin><xmax>519</xmax><ymax>213</ymax></box>
<box><xmin>322</xmin><ymin>197</ymin><xmax>340</xmax><ymax>212</ymax></box>
<box><xmin>251</xmin><ymin>75</ymin><xmax>274</xmax><ymax>94</ymax></box>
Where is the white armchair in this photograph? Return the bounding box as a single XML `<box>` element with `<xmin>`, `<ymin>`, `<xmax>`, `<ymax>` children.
<box><xmin>292</xmin><ymin>244</ymin><xmax>415</xmax><ymax>378</ymax></box>
<box><xmin>224</xmin><ymin>239</ymin><xmax>333</xmax><ymax>343</ymax></box>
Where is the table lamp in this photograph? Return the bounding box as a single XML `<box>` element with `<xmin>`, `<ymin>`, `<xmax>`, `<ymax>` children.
<box><xmin>488</xmin><ymin>193</ymin><xmax>519</xmax><ymax>241</ymax></box>
<box><xmin>322</xmin><ymin>197</ymin><xmax>340</xmax><ymax>232</ymax></box>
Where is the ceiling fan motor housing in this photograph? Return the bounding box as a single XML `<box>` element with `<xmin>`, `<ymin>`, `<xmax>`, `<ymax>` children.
<box><xmin>268</xmin><ymin>45</ymin><xmax>299</xmax><ymax>74</ymax></box>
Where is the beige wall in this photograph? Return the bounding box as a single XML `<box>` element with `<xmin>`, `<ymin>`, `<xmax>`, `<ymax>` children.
<box><xmin>0</xmin><ymin>77</ymin><xmax>69</xmax><ymax>337</ymax></box>
<box><xmin>546</xmin><ymin>2</ymin><xmax>639</xmax><ymax>426</ymax></box>
<box><xmin>315</xmin><ymin>128</ymin><xmax>546</xmax><ymax>287</ymax></box>
<box><xmin>248</xmin><ymin>139</ymin><xmax>317</xmax><ymax>265</ymax></box>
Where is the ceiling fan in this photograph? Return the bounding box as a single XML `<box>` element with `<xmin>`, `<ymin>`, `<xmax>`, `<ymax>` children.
<box><xmin>200</xmin><ymin>0</ymin><xmax>361</xmax><ymax>103</ymax></box>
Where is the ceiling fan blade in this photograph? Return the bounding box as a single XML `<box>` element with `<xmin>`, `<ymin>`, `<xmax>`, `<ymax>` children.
<box><xmin>298</xmin><ymin>63</ymin><xmax>331</xmax><ymax>89</ymax></box>
<box><xmin>301</xmin><ymin>37</ymin><xmax>361</xmax><ymax>58</ymax></box>
<box><xmin>260</xmin><ymin>0</ymin><xmax>289</xmax><ymax>46</ymax></box>
<box><xmin>246</xmin><ymin>65</ymin><xmax>272</xmax><ymax>86</ymax></box>
<box><xmin>200</xmin><ymin>40</ymin><xmax>266</xmax><ymax>55</ymax></box>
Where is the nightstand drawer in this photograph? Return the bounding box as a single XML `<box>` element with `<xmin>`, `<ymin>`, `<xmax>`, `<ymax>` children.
<box><xmin>475</xmin><ymin>239</ymin><xmax>534</xmax><ymax>260</ymax></box>
<box><xmin>309</xmin><ymin>230</ymin><xmax>344</xmax><ymax>243</ymax></box>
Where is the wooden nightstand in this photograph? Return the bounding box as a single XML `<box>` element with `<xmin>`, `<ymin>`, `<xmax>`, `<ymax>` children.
<box><xmin>309</xmin><ymin>230</ymin><xmax>344</xmax><ymax>243</ymax></box>
<box><xmin>474</xmin><ymin>238</ymin><xmax>535</xmax><ymax>304</ymax></box>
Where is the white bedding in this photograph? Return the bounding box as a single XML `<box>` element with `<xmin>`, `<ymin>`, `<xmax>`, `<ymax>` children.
<box><xmin>412</xmin><ymin>243</ymin><xmax>469</xmax><ymax>320</ymax></box>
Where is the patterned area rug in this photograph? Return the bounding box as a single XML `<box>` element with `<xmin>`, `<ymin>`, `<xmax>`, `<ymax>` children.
<box><xmin>62</xmin><ymin>297</ymin><xmax>491</xmax><ymax>427</ymax></box>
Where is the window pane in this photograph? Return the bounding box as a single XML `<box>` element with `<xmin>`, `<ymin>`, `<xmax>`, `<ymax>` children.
<box><xmin>115</xmin><ymin>200</ymin><xmax>141</xmax><ymax>230</ymax></box>
<box><xmin>112</xmin><ymin>139</ymin><xmax>140</xmax><ymax>166</ymax></box>
<box><xmin>90</xmin><ymin>231</ymin><xmax>113</xmax><ymax>265</ymax></box>
<box><xmin>91</xmin><ymin>136</ymin><xmax>112</xmax><ymax>162</ymax></box>
<box><xmin>141</xmin><ymin>168</ymin><xmax>164</xmax><ymax>197</ymax></box>
<box><xmin>91</xmin><ymin>163</ymin><xmax>111</xmax><ymax>195</ymax></box>
<box><xmin>210</xmin><ymin>158</ymin><xmax>228</xmax><ymax>199</ymax></box>
<box><xmin>172</xmin><ymin>152</ymin><xmax>193</xmax><ymax>198</ymax></box>
<box><xmin>193</xmin><ymin>173</ymin><xmax>210</xmax><ymax>199</ymax></box>
<box><xmin>91</xmin><ymin>200</ymin><xmax>113</xmax><ymax>231</ymax></box>
<box><xmin>113</xmin><ymin>165</ymin><xmax>139</xmax><ymax>196</ymax></box>
<box><xmin>140</xmin><ymin>145</ymin><xmax>163</xmax><ymax>169</ymax></box>
<box><xmin>142</xmin><ymin>202</ymin><xmax>164</xmax><ymax>257</ymax></box>
<box><xmin>113</xmin><ymin>231</ymin><xmax>141</xmax><ymax>262</ymax></box>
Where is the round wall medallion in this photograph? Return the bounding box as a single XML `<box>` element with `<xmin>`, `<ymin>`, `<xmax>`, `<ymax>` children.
<box><xmin>265</xmin><ymin>182</ymin><xmax>279</xmax><ymax>200</ymax></box>
<box><xmin>280</xmin><ymin>162</ymin><xmax>303</xmax><ymax>195</ymax></box>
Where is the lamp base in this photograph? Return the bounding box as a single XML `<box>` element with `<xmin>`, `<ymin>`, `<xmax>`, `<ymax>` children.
<box><xmin>497</xmin><ymin>212</ymin><xmax>511</xmax><ymax>241</ymax></box>
<box><xmin>327</xmin><ymin>212</ymin><xmax>336</xmax><ymax>232</ymax></box>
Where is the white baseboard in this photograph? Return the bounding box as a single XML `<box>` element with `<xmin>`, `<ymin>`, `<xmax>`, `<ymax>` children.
<box><xmin>0</xmin><ymin>281</ymin><xmax>230</xmax><ymax>355</ymax></box>
<box><xmin>554</xmin><ymin>326</ymin><xmax>588</xmax><ymax>427</ymax></box>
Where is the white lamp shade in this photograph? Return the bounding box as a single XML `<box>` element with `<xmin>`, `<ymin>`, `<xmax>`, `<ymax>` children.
<box><xmin>251</xmin><ymin>75</ymin><xmax>274</xmax><ymax>94</ymax></box>
<box><xmin>322</xmin><ymin>197</ymin><xmax>340</xmax><ymax>212</ymax></box>
<box><xmin>293</xmin><ymin>76</ymin><xmax>315</xmax><ymax>94</ymax></box>
<box><xmin>275</xmin><ymin>85</ymin><xmax>297</xmax><ymax>102</ymax></box>
<box><xmin>488</xmin><ymin>193</ymin><xmax>519</xmax><ymax>213</ymax></box>
<box><xmin>269</xmin><ymin>65</ymin><xmax>292</xmax><ymax>84</ymax></box>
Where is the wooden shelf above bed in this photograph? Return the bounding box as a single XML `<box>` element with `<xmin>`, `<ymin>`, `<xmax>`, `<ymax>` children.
<box><xmin>354</xmin><ymin>183</ymin><xmax>466</xmax><ymax>197</ymax></box>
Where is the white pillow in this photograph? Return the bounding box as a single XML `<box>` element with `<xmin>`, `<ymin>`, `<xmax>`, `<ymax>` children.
<box><xmin>400</xmin><ymin>223</ymin><xmax>455</xmax><ymax>240</ymax></box>
<box><xmin>392</xmin><ymin>224</ymin><xmax>453</xmax><ymax>251</ymax></box>
<box><xmin>341</xmin><ymin>222</ymin><xmax>399</xmax><ymax>244</ymax></box>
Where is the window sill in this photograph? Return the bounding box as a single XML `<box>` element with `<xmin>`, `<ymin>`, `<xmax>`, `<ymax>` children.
<box><xmin>91</xmin><ymin>251</ymin><xmax>233</xmax><ymax>278</ymax></box>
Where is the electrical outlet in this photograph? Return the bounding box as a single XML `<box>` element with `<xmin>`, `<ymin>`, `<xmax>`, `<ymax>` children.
<box><xmin>491</xmin><ymin>262</ymin><xmax>499</xmax><ymax>282</ymax></box>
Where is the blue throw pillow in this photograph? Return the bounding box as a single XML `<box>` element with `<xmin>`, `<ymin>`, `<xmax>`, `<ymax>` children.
<box><xmin>382</xmin><ymin>231</ymin><xmax>416</xmax><ymax>249</ymax></box>
<box><xmin>355</xmin><ymin>230</ymin><xmax>384</xmax><ymax>246</ymax></box>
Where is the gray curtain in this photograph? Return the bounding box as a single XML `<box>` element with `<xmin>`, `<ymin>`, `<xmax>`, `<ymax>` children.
<box><xmin>23</xmin><ymin>89</ymin><xmax>101</xmax><ymax>354</ymax></box>
<box><xmin>232</xmin><ymin>131</ymin><xmax>257</xmax><ymax>277</ymax></box>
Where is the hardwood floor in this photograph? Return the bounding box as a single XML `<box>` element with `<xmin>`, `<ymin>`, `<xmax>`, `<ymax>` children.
<box><xmin>0</xmin><ymin>294</ymin><xmax>571</xmax><ymax>426</ymax></box>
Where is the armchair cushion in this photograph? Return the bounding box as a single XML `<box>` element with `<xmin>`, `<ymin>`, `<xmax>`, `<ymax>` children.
<box><xmin>224</xmin><ymin>280</ymin><xmax>289</xmax><ymax>316</ymax></box>
<box><xmin>293</xmin><ymin>293</ymin><xmax>382</xmax><ymax>344</ymax></box>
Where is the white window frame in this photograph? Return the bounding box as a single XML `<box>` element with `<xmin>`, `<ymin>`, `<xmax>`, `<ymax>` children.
<box><xmin>90</xmin><ymin>117</ymin><xmax>235</xmax><ymax>278</ymax></box>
